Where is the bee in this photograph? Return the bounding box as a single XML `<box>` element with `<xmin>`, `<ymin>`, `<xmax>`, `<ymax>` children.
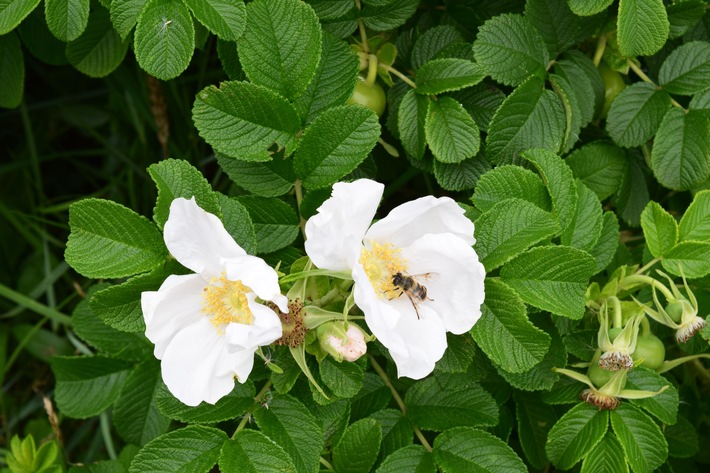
<box><xmin>391</xmin><ymin>272</ymin><xmax>437</xmax><ymax>319</ymax></box>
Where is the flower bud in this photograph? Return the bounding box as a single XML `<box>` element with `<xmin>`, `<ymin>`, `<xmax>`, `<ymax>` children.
<box><xmin>318</xmin><ymin>322</ymin><xmax>368</xmax><ymax>362</ymax></box>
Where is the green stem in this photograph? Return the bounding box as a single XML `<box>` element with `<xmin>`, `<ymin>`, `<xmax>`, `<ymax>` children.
<box><xmin>378</xmin><ymin>63</ymin><xmax>417</xmax><ymax>89</ymax></box>
<box><xmin>280</xmin><ymin>269</ymin><xmax>352</xmax><ymax>285</ymax></box>
<box><xmin>628</xmin><ymin>61</ymin><xmax>685</xmax><ymax>109</ymax></box>
<box><xmin>320</xmin><ymin>457</ymin><xmax>335</xmax><ymax>471</ymax></box>
<box><xmin>232</xmin><ymin>380</ymin><xmax>273</xmax><ymax>439</ymax></box>
<box><xmin>636</xmin><ymin>257</ymin><xmax>661</xmax><ymax>275</ymax></box>
<box><xmin>355</xmin><ymin>0</ymin><xmax>369</xmax><ymax>54</ymax></box>
<box><xmin>294</xmin><ymin>179</ymin><xmax>307</xmax><ymax>240</ymax></box>
<box><xmin>366</xmin><ymin>54</ymin><xmax>379</xmax><ymax>86</ymax></box>
<box><xmin>593</xmin><ymin>34</ymin><xmax>607</xmax><ymax>67</ymax></box>
<box><xmin>100</xmin><ymin>412</ymin><xmax>117</xmax><ymax>460</ymax></box>
<box><xmin>368</xmin><ymin>355</ymin><xmax>432</xmax><ymax>452</ymax></box>
<box><xmin>0</xmin><ymin>283</ymin><xmax>72</xmax><ymax>326</ymax></box>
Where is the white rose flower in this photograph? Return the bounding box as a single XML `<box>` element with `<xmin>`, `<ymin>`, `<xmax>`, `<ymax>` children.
<box><xmin>305</xmin><ymin>179</ymin><xmax>485</xmax><ymax>379</ymax></box>
<box><xmin>141</xmin><ymin>197</ymin><xmax>287</xmax><ymax>406</ymax></box>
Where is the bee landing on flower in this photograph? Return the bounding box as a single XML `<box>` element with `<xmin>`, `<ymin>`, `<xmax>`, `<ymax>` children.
<box><xmin>304</xmin><ymin>179</ymin><xmax>486</xmax><ymax>379</ymax></box>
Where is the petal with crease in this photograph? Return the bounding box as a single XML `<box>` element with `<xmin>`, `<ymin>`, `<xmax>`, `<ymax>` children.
<box><xmin>225</xmin><ymin>255</ymin><xmax>288</xmax><ymax>312</ymax></box>
<box><xmin>164</xmin><ymin>197</ymin><xmax>245</xmax><ymax>279</ymax></box>
<box><xmin>305</xmin><ymin>179</ymin><xmax>383</xmax><ymax>271</ymax></box>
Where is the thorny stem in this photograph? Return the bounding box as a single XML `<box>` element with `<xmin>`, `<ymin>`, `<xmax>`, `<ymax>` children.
<box><xmin>368</xmin><ymin>355</ymin><xmax>432</xmax><ymax>452</ymax></box>
<box><xmin>628</xmin><ymin>61</ymin><xmax>685</xmax><ymax>109</ymax></box>
<box><xmin>232</xmin><ymin>380</ymin><xmax>273</xmax><ymax>438</ymax></box>
<box><xmin>593</xmin><ymin>34</ymin><xmax>607</xmax><ymax>67</ymax></box>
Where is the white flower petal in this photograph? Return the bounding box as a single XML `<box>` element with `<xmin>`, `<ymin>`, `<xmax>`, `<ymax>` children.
<box><xmin>352</xmin><ymin>263</ymin><xmax>401</xmax><ymax>331</ymax></box>
<box><xmin>305</xmin><ymin>179</ymin><xmax>383</xmax><ymax>271</ymax></box>
<box><xmin>142</xmin><ymin>274</ymin><xmax>206</xmax><ymax>358</ymax></box>
<box><xmin>402</xmin><ymin>233</ymin><xmax>486</xmax><ymax>334</ymax></box>
<box><xmin>164</xmin><ymin>197</ymin><xmax>245</xmax><ymax>278</ymax></box>
<box><xmin>224</xmin><ymin>255</ymin><xmax>287</xmax><ymax>312</ymax></box>
<box><xmin>365</xmin><ymin>196</ymin><xmax>476</xmax><ymax>248</ymax></box>
<box><xmin>160</xmin><ymin>317</ymin><xmax>238</xmax><ymax>406</ymax></box>
<box><xmin>224</xmin><ymin>297</ymin><xmax>283</xmax><ymax>351</ymax></box>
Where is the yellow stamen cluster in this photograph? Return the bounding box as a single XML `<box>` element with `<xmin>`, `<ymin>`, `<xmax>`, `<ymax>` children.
<box><xmin>202</xmin><ymin>274</ymin><xmax>254</xmax><ymax>331</ymax></box>
<box><xmin>359</xmin><ymin>242</ymin><xmax>407</xmax><ymax>299</ymax></box>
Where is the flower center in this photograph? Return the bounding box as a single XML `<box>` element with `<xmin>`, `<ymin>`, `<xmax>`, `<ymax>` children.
<box><xmin>359</xmin><ymin>242</ymin><xmax>407</xmax><ymax>299</ymax></box>
<box><xmin>202</xmin><ymin>274</ymin><xmax>254</xmax><ymax>330</ymax></box>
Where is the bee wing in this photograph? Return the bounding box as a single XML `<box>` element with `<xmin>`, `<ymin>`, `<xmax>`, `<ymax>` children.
<box><xmin>413</xmin><ymin>272</ymin><xmax>440</xmax><ymax>283</ymax></box>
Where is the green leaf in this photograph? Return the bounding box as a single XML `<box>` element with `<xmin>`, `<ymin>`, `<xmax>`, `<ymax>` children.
<box><xmin>17</xmin><ymin>7</ymin><xmax>67</xmax><ymax>65</ymax></box>
<box><xmin>523</xmin><ymin>148</ymin><xmax>578</xmax><ymax>234</ymax></box>
<box><xmin>253</xmin><ymin>394</ymin><xmax>323</xmax><ymax>473</ymax></box>
<box><xmin>565</xmin><ymin>141</ymin><xmax>627</xmax><ymax>200</ymax></box>
<box><xmin>110</xmin><ymin>0</ymin><xmax>148</xmax><ymax>39</ymax></box>
<box><xmin>360</xmin><ymin>0</ymin><xmax>418</xmax><ymax>31</ymax></box>
<box><xmin>216</xmin><ymin>154</ymin><xmax>294</xmax><ymax>198</ymax></box>
<box><xmin>305</xmin><ymin>0</ymin><xmax>353</xmax><ymax>20</ymax></box>
<box><xmin>617</xmin><ymin>0</ymin><xmax>669</xmax><ymax>57</ymax></box>
<box><xmin>425</xmin><ymin>97</ymin><xmax>480</xmax><ymax>164</ymax></box>
<box><xmin>294</xmin><ymin>31</ymin><xmax>359</xmax><ymax>124</ymax></box>
<box><xmin>192</xmin><ymin>81</ymin><xmax>300</xmax><ymax>160</ymax></box>
<box><xmin>134</xmin><ymin>0</ymin><xmax>194</xmax><ymax>80</ymax></box>
<box><xmin>566</xmin><ymin>0</ymin><xmax>612</xmax><ymax>16</ymax></box>
<box><xmin>66</xmin><ymin>7</ymin><xmax>128</xmax><ymax>78</ymax></box>
<box><xmin>580</xmin><ymin>432</ymin><xmax>629</xmax><ymax>473</ymax></box>
<box><xmin>113</xmin><ymin>361</ymin><xmax>170</xmax><ymax>446</ymax></box>
<box><xmin>294</xmin><ymin>105</ymin><xmax>380</xmax><ymax>188</ymax></box>
<box><xmin>515</xmin><ymin>391</ymin><xmax>557</xmax><ymax>469</ymax></box>
<box><xmin>679</xmin><ymin>189</ymin><xmax>710</xmax><ymax>241</ymax></box>
<box><xmin>451</xmin><ymin>83</ymin><xmax>505</xmax><ymax>132</ymax></box>
<box><xmin>236</xmin><ymin>196</ymin><xmax>299</xmax><ymax>254</ymax></box>
<box><xmin>319</xmin><ymin>356</ymin><xmax>364</xmax><ymax>399</ymax></box>
<box><xmin>332</xmin><ymin>418</ymin><xmax>382</xmax><ymax>473</ymax></box>
<box><xmin>370</xmin><ymin>409</ymin><xmax>413</xmax><ymax>464</ymax></box>
<box><xmin>640</xmin><ymin>201</ymin><xmax>678</xmax><ymax>258</ymax></box>
<box><xmin>349</xmin><ymin>372</ymin><xmax>391</xmax><ymax>421</ymax></box>
<box><xmin>651</xmin><ymin>108</ymin><xmax>710</xmax><ymax>190</ymax></box>
<box><xmin>625</xmin><ymin>367</ymin><xmax>678</xmax><ymax>425</ymax></box>
<box><xmin>665</xmin><ymin>416</ymin><xmax>699</xmax><ymax>458</ymax></box>
<box><xmin>659</xmin><ymin>41</ymin><xmax>710</xmax><ymax>96</ymax></box>
<box><xmin>127</xmin><ymin>425</ymin><xmax>227</xmax><ymax>473</ymax></box>
<box><xmin>184</xmin><ymin>0</ymin><xmax>245</xmax><ymax>41</ymax></box>
<box><xmin>549</xmin><ymin>73</ymin><xmax>582</xmax><ymax>154</ymax></box>
<box><xmin>606</xmin><ymin>82</ymin><xmax>672</xmax><ymax>148</ymax></box>
<box><xmin>376</xmin><ymin>445</ymin><xmax>435</xmax><ymax>473</ymax></box>
<box><xmin>405</xmin><ymin>373</ymin><xmax>498</xmax><ymax>431</ymax></box>
<box><xmin>415</xmin><ymin>59</ymin><xmax>485</xmax><ymax>95</ymax></box>
<box><xmin>147</xmin><ymin>159</ymin><xmax>221</xmax><ymax>229</ymax></box>
<box><xmin>0</xmin><ymin>32</ymin><xmax>23</xmax><ymax>109</ymax></box>
<box><xmin>562</xmin><ymin>49</ymin><xmax>606</xmax><ymax>117</ymax></box>
<box><xmin>410</xmin><ymin>25</ymin><xmax>464</xmax><ymax>70</ymax></box>
<box><xmin>398</xmin><ymin>89</ymin><xmax>429</xmax><ymax>159</ymax></box>
<box><xmin>667</xmin><ymin>0</ymin><xmax>706</xmax><ymax>39</ymax></box>
<box><xmin>545</xmin><ymin>403</ymin><xmax>608</xmax><ymax>470</ymax></box>
<box><xmin>560</xmin><ymin>180</ymin><xmax>603</xmax><ymax>252</ymax></box>
<box><xmin>470</xmin><ymin>279</ymin><xmax>551</xmax><ymax>373</ymax></box>
<box><xmin>238</xmin><ymin>0</ymin><xmax>321</xmax><ymax>100</ymax></box>
<box><xmin>432</xmin><ymin>156</ymin><xmax>490</xmax><ymax>192</ymax></box>
<box><xmin>44</xmin><ymin>0</ymin><xmax>88</xmax><ymax>41</ymax></box>
<box><xmin>472</xmin><ymin>13</ymin><xmax>548</xmax><ymax>86</ymax></box>
<box><xmin>500</xmin><ymin>245</ymin><xmax>596</xmax><ymax>319</ymax></box>
<box><xmin>474</xmin><ymin>198</ymin><xmax>560</xmax><ymax>271</ymax></box>
<box><xmin>661</xmin><ymin>241</ymin><xmax>710</xmax><ymax>278</ymax></box>
<box><xmin>73</xmin><ymin>286</ymin><xmax>152</xmax><ymax>360</ymax></box>
<box><xmin>554</xmin><ymin>58</ymin><xmax>597</xmax><ymax>128</ymax></box>
<box><xmin>433</xmin><ymin>427</ymin><xmax>527</xmax><ymax>473</ymax></box>
<box><xmin>156</xmin><ymin>382</ymin><xmax>255</xmax><ymax>423</ymax></box>
<box><xmin>65</xmin><ymin>199</ymin><xmax>167</xmax><ymax>279</ymax></box>
<box><xmin>486</xmin><ymin>76</ymin><xmax>566</xmax><ymax>165</ymax></box>
<box><xmin>590</xmin><ymin>212</ymin><xmax>620</xmax><ymax>274</ymax></box>
<box><xmin>0</xmin><ymin>0</ymin><xmax>41</xmax><ymax>34</ymax></box>
<box><xmin>610</xmin><ymin>403</ymin><xmax>668</xmax><ymax>473</ymax></box>
<box><xmin>220</xmin><ymin>430</ymin><xmax>297</xmax><ymax>473</ymax></box>
<box><xmin>217</xmin><ymin>193</ymin><xmax>257</xmax><ymax>255</ymax></box>
<box><xmin>89</xmin><ymin>262</ymin><xmax>180</xmax><ymax>332</ymax></box>
<box><xmin>614</xmin><ymin>154</ymin><xmax>649</xmax><ymax>226</ymax></box>
<box><xmin>525</xmin><ymin>0</ymin><xmax>583</xmax><ymax>55</ymax></box>
<box><xmin>472</xmin><ymin>165</ymin><xmax>550</xmax><ymax>213</ymax></box>
<box><xmin>51</xmin><ymin>356</ymin><xmax>132</xmax><ymax>418</ymax></box>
